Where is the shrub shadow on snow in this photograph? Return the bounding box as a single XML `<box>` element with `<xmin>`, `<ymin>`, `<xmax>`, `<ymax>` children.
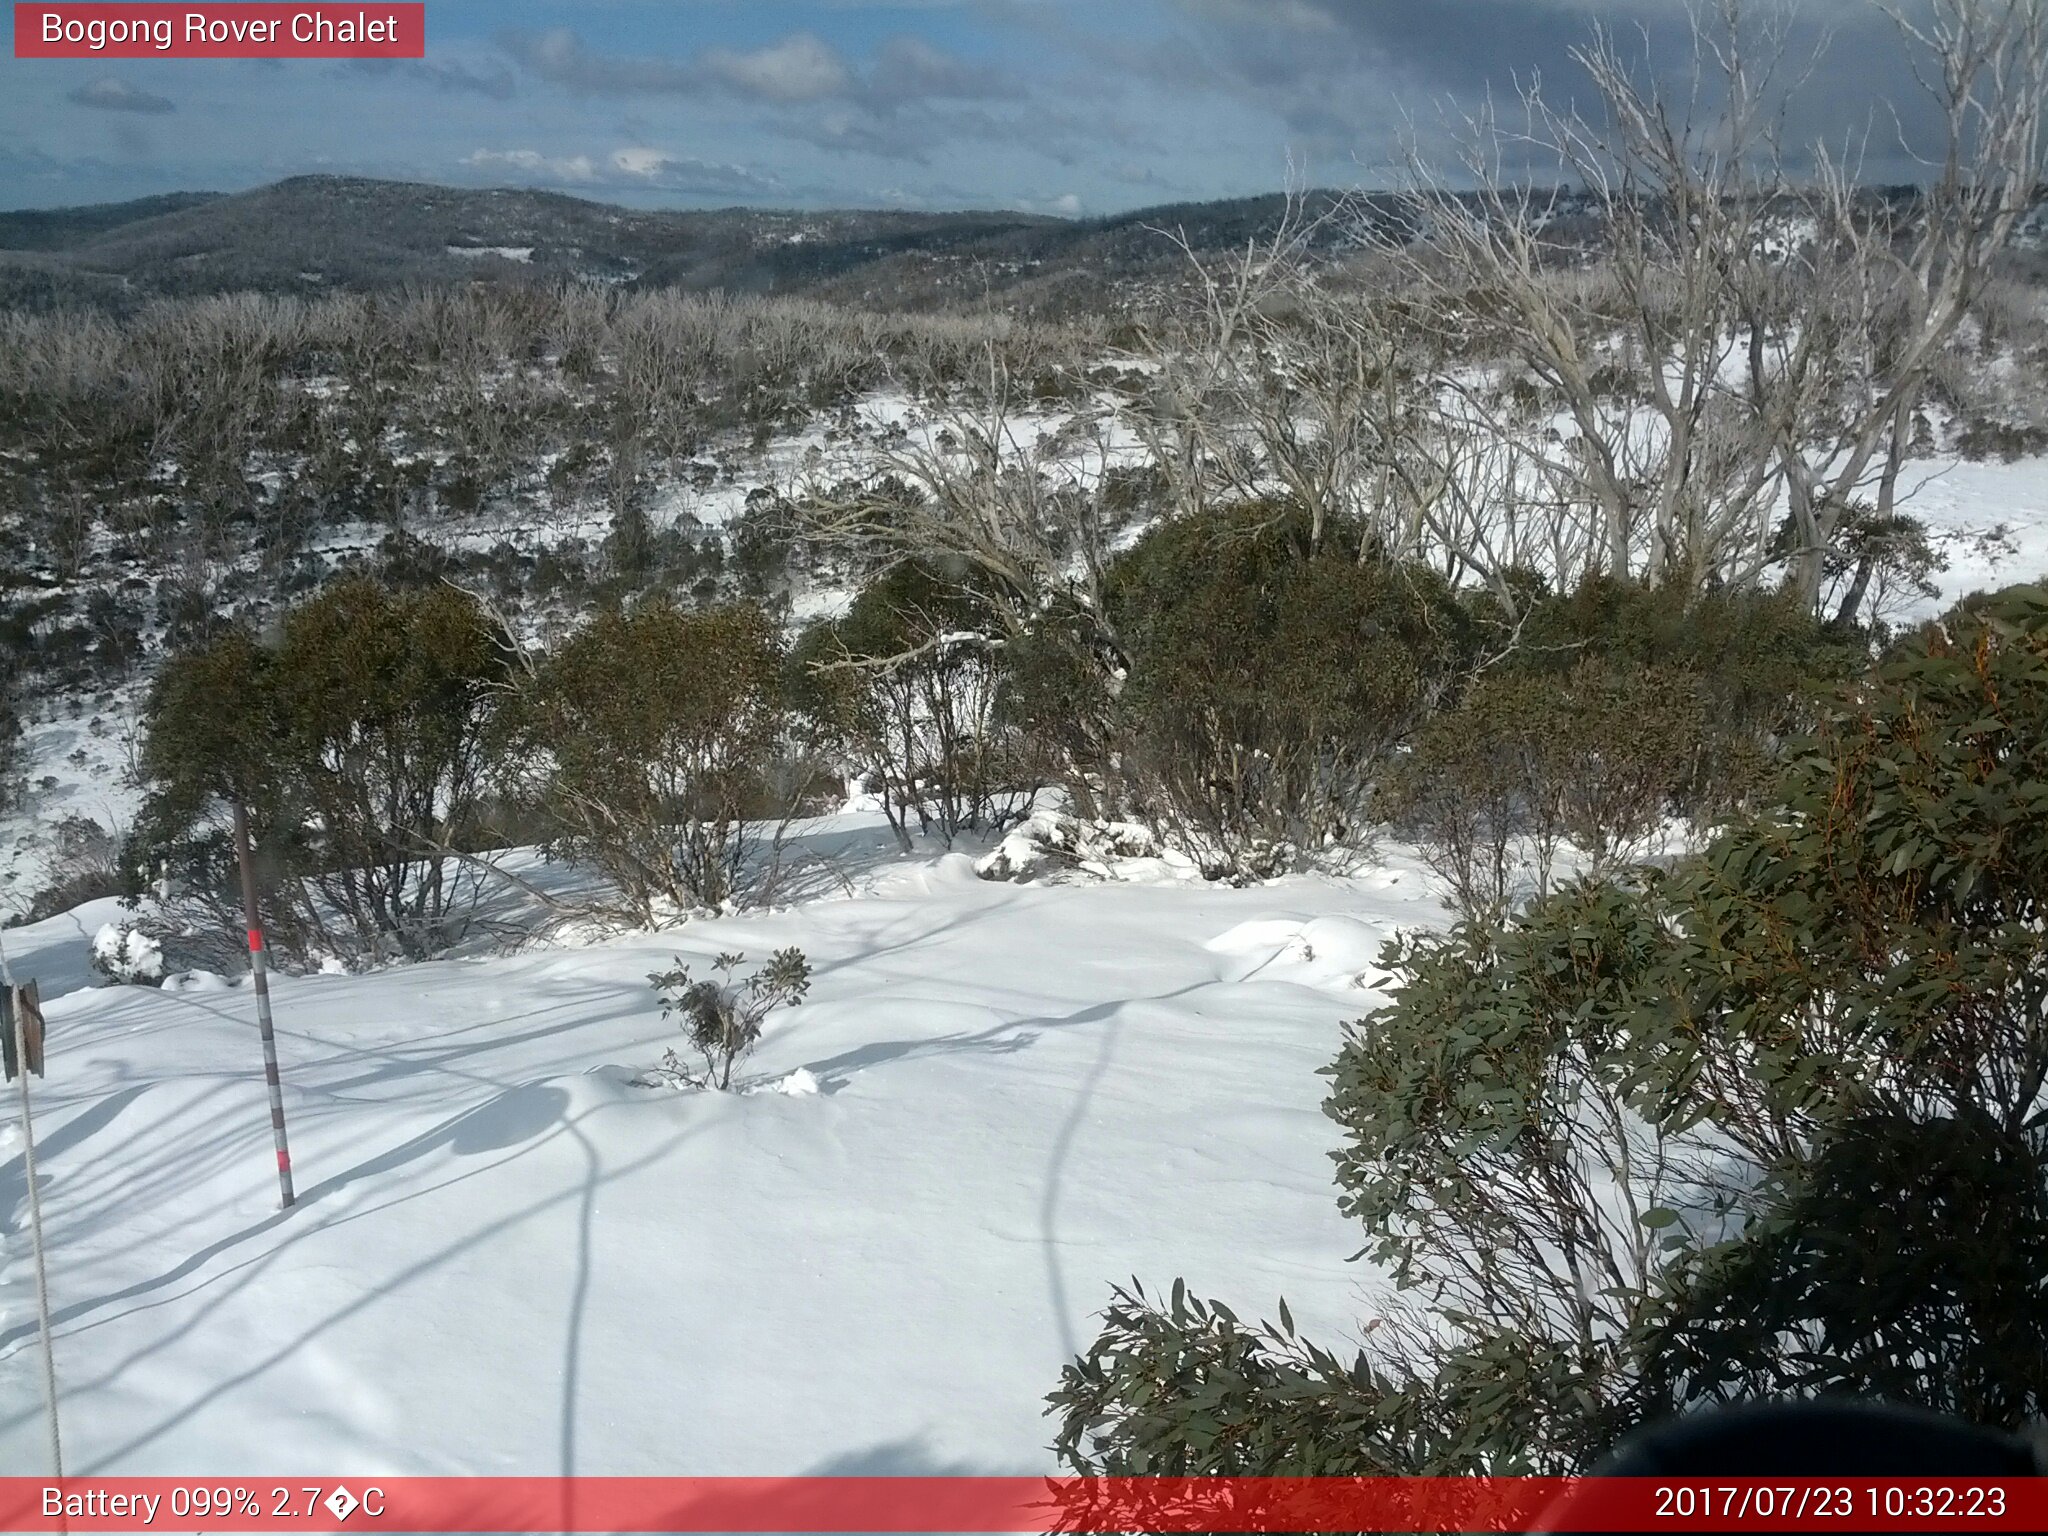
<box><xmin>445</xmin><ymin>1083</ymin><xmax>570</xmax><ymax>1155</ymax></box>
<box><xmin>0</xmin><ymin>1075</ymin><xmax>581</xmax><ymax>1370</ymax></box>
<box><xmin>803</xmin><ymin>1435</ymin><xmax>1006</xmax><ymax>1476</ymax></box>
<box><xmin>0</xmin><ymin>1083</ymin><xmax>153</xmax><ymax>1239</ymax></box>
<box><xmin>799</xmin><ymin>1019</ymin><xmax>1042</xmax><ymax>1091</ymax></box>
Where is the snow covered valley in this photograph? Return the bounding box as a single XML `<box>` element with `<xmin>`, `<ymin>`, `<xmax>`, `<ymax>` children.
<box><xmin>0</xmin><ymin>825</ymin><xmax>1441</xmax><ymax>1476</ymax></box>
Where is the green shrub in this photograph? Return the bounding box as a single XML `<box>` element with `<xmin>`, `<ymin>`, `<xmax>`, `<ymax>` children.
<box><xmin>995</xmin><ymin>593</ymin><xmax>1125</xmax><ymax>822</ymax></box>
<box><xmin>1386</xmin><ymin>660</ymin><xmax>1704</xmax><ymax>920</ymax></box>
<box><xmin>503</xmin><ymin>600</ymin><xmax>789</xmax><ymax>921</ymax></box>
<box><xmin>1048</xmin><ymin>1281</ymin><xmax>1431</xmax><ymax>1476</ymax></box>
<box><xmin>792</xmin><ymin>562</ymin><xmax>1031</xmax><ymax>850</ymax></box>
<box><xmin>132</xmin><ymin>577</ymin><xmax>507</xmax><ymax>964</ymax></box>
<box><xmin>1513</xmin><ymin>577</ymin><xmax>1862</xmax><ymax>819</ymax></box>
<box><xmin>645</xmin><ymin>947</ymin><xmax>812</xmax><ymax>1091</ymax></box>
<box><xmin>1104</xmin><ymin>504</ymin><xmax>1472</xmax><ymax>877</ymax></box>
<box><xmin>1642</xmin><ymin>1106</ymin><xmax>2048</xmax><ymax>1425</ymax></box>
<box><xmin>1054</xmin><ymin>582</ymin><xmax>2048</xmax><ymax>1473</ymax></box>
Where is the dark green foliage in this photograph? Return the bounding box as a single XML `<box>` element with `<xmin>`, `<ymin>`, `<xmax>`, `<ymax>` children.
<box><xmin>646</xmin><ymin>947</ymin><xmax>812</xmax><ymax>1091</ymax></box>
<box><xmin>132</xmin><ymin>627</ymin><xmax>282</xmax><ymax>832</ymax></box>
<box><xmin>1048</xmin><ymin>1281</ymin><xmax>1430</xmax><ymax>1475</ymax></box>
<box><xmin>1820</xmin><ymin>504</ymin><xmax>1944</xmax><ymax>629</ymax></box>
<box><xmin>132</xmin><ymin>577</ymin><xmax>507</xmax><ymax>964</ymax></box>
<box><xmin>1054</xmin><ymin>582</ymin><xmax>2048</xmax><ymax>1474</ymax></box>
<box><xmin>1642</xmin><ymin>1107</ymin><xmax>2048</xmax><ymax>1426</ymax></box>
<box><xmin>1670</xmin><ymin>583</ymin><xmax>2048</xmax><ymax>1143</ymax></box>
<box><xmin>1955</xmin><ymin>417</ymin><xmax>2048</xmax><ymax>463</ymax></box>
<box><xmin>1512</xmin><ymin>577</ymin><xmax>1863</xmax><ymax>817</ymax></box>
<box><xmin>732</xmin><ymin>495</ymin><xmax>801</xmax><ymax>602</ymax></box>
<box><xmin>997</xmin><ymin>594</ymin><xmax>1127</xmax><ymax>822</ymax></box>
<box><xmin>792</xmin><ymin>562</ymin><xmax>1030</xmax><ymax>850</ymax></box>
<box><xmin>0</xmin><ymin>685</ymin><xmax>21</xmax><ymax>812</ymax></box>
<box><xmin>1104</xmin><ymin>504</ymin><xmax>1472</xmax><ymax>876</ymax></box>
<box><xmin>374</xmin><ymin>530</ymin><xmax>456</xmax><ymax>590</ymax></box>
<box><xmin>1385</xmin><ymin>660</ymin><xmax>1704</xmax><ymax>919</ymax></box>
<box><xmin>1387</xmin><ymin>577</ymin><xmax>1862</xmax><ymax>920</ymax></box>
<box><xmin>504</xmin><ymin>601</ymin><xmax>790</xmax><ymax>920</ymax></box>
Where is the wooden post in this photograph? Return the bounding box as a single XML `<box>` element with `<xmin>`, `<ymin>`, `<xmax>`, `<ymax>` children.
<box><xmin>1</xmin><ymin>938</ymin><xmax>61</xmax><ymax>1476</ymax></box>
<box><xmin>233</xmin><ymin>801</ymin><xmax>296</xmax><ymax>1209</ymax></box>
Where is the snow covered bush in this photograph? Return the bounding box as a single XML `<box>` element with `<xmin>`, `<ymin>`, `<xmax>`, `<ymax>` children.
<box><xmin>646</xmin><ymin>947</ymin><xmax>812</xmax><ymax>1091</ymax></box>
<box><xmin>974</xmin><ymin>810</ymin><xmax>1166</xmax><ymax>883</ymax></box>
<box><xmin>1053</xmin><ymin>583</ymin><xmax>2048</xmax><ymax>1474</ymax></box>
<box><xmin>91</xmin><ymin>921</ymin><xmax>165</xmax><ymax>986</ymax></box>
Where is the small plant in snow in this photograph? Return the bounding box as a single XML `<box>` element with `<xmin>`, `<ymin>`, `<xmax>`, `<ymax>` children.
<box><xmin>91</xmin><ymin>921</ymin><xmax>165</xmax><ymax>986</ymax></box>
<box><xmin>645</xmin><ymin>947</ymin><xmax>812</xmax><ymax>1090</ymax></box>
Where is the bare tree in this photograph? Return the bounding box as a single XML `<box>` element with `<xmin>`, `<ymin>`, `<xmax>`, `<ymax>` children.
<box><xmin>798</xmin><ymin>341</ymin><xmax>1127</xmax><ymax>658</ymax></box>
<box><xmin>1375</xmin><ymin>0</ymin><xmax>2047</xmax><ymax>611</ymax></box>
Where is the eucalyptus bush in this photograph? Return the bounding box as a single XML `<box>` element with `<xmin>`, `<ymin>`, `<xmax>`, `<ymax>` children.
<box><xmin>130</xmin><ymin>577</ymin><xmax>506</xmax><ymax>965</ymax></box>
<box><xmin>1052</xmin><ymin>582</ymin><xmax>2048</xmax><ymax>1474</ymax></box>
<box><xmin>791</xmin><ymin>561</ymin><xmax>1031</xmax><ymax>851</ymax></box>
<box><xmin>646</xmin><ymin>947</ymin><xmax>813</xmax><ymax>1090</ymax></box>
<box><xmin>1103</xmin><ymin>503</ymin><xmax>1471</xmax><ymax>878</ymax></box>
<box><xmin>501</xmin><ymin>600</ymin><xmax>789</xmax><ymax>922</ymax></box>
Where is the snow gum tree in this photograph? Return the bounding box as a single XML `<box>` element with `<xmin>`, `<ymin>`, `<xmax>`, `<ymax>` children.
<box><xmin>1385</xmin><ymin>0</ymin><xmax>2047</xmax><ymax>611</ymax></box>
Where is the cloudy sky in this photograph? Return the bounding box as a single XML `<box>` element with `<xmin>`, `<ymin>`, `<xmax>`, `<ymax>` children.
<box><xmin>2</xmin><ymin>0</ymin><xmax>1938</xmax><ymax>214</ymax></box>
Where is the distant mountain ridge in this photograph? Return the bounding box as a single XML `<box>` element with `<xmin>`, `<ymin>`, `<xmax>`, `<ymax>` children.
<box><xmin>0</xmin><ymin>175</ymin><xmax>1371</xmax><ymax>316</ymax></box>
<box><xmin>11</xmin><ymin>174</ymin><xmax>2036</xmax><ymax>318</ymax></box>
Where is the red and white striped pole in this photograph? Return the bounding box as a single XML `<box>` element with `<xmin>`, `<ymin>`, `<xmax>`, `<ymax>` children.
<box><xmin>233</xmin><ymin>800</ymin><xmax>296</xmax><ymax>1210</ymax></box>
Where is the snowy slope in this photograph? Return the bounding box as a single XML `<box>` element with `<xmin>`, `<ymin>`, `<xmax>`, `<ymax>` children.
<box><xmin>1896</xmin><ymin>454</ymin><xmax>2048</xmax><ymax>616</ymax></box>
<box><xmin>0</xmin><ymin>826</ymin><xmax>1440</xmax><ymax>1476</ymax></box>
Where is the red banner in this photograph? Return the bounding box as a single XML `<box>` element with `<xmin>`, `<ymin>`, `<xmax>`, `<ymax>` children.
<box><xmin>1</xmin><ymin>1477</ymin><xmax>2044</xmax><ymax>1532</ymax></box>
<box><xmin>13</xmin><ymin>4</ymin><xmax>424</xmax><ymax>58</ymax></box>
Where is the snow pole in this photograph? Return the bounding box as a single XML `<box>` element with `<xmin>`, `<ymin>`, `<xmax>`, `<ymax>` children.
<box><xmin>0</xmin><ymin>929</ymin><xmax>62</xmax><ymax>1477</ymax></box>
<box><xmin>233</xmin><ymin>801</ymin><xmax>296</xmax><ymax>1210</ymax></box>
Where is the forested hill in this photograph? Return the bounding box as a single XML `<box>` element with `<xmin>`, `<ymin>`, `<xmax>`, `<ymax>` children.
<box><xmin>0</xmin><ymin>176</ymin><xmax>1376</xmax><ymax>316</ymax></box>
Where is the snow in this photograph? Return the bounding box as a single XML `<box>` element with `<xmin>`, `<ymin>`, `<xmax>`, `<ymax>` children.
<box><xmin>445</xmin><ymin>246</ymin><xmax>535</xmax><ymax>263</ymax></box>
<box><xmin>89</xmin><ymin>922</ymin><xmax>162</xmax><ymax>984</ymax></box>
<box><xmin>1892</xmin><ymin>454</ymin><xmax>2048</xmax><ymax>619</ymax></box>
<box><xmin>0</xmin><ymin>821</ymin><xmax>1444</xmax><ymax>1477</ymax></box>
<box><xmin>1204</xmin><ymin>914</ymin><xmax>1396</xmax><ymax>992</ymax></box>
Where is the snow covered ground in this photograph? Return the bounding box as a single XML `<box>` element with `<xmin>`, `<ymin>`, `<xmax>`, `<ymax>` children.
<box><xmin>0</xmin><ymin>690</ymin><xmax>146</xmax><ymax>910</ymax></box>
<box><xmin>0</xmin><ymin>822</ymin><xmax>1441</xmax><ymax>1476</ymax></box>
<box><xmin>1894</xmin><ymin>453</ymin><xmax>2048</xmax><ymax>613</ymax></box>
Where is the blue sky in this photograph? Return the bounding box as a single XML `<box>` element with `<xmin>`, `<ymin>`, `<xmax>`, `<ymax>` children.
<box><xmin>2</xmin><ymin>0</ymin><xmax>1927</xmax><ymax>214</ymax></box>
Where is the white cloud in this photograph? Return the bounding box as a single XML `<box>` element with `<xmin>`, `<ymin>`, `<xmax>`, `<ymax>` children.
<box><xmin>610</xmin><ymin>147</ymin><xmax>779</xmax><ymax>193</ymax></box>
<box><xmin>463</xmin><ymin>145</ymin><xmax>777</xmax><ymax>197</ymax></box>
<box><xmin>464</xmin><ymin>148</ymin><xmax>598</xmax><ymax>182</ymax></box>
<box><xmin>702</xmin><ymin>33</ymin><xmax>852</xmax><ymax>104</ymax></box>
<box><xmin>68</xmin><ymin>78</ymin><xmax>176</xmax><ymax>114</ymax></box>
